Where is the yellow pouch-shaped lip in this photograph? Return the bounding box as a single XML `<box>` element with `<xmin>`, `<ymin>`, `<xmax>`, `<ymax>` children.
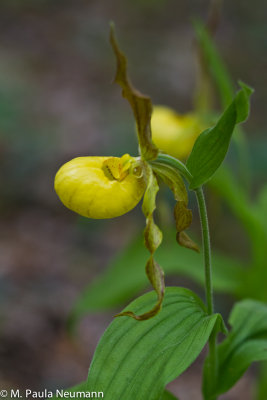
<box><xmin>54</xmin><ymin>155</ymin><xmax>146</xmax><ymax>219</ymax></box>
<box><xmin>151</xmin><ymin>106</ymin><xmax>204</xmax><ymax>159</ymax></box>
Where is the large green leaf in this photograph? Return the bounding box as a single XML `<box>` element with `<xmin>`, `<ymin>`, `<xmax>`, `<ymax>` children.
<box><xmin>69</xmin><ymin>229</ymin><xmax>243</xmax><ymax>327</ymax></box>
<box><xmin>187</xmin><ymin>82</ymin><xmax>253</xmax><ymax>189</ymax></box>
<box><xmin>87</xmin><ymin>287</ymin><xmax>223</xmax><ymax>400</ymax></box>
<box><xmin>203</xmin><ymin>299</ymin><xmax>267</xmax><ymax>398</ymax></box>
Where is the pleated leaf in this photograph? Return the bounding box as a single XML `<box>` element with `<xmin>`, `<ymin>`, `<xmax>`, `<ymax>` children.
<box><xmin>87</xmin><ymin>287</ymin><xmax>223</xmax><ymax>400</ymax></box>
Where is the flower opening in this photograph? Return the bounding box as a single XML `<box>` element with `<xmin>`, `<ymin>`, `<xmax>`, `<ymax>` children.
<box><xmin>54</xmin><ymin>154</ymin><xmax>146</xmax><ymax>219</ymax></box>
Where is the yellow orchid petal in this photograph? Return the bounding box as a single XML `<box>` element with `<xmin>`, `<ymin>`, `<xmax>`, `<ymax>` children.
<box><xmin>54</xmin><ymin>155</ymin><xmax>146</xmax><ymax>219</ymax></box>
<box><xmin>151</xmin><ymin>106</ymin><xmax>205</xmax><ymax>159</ymax></box>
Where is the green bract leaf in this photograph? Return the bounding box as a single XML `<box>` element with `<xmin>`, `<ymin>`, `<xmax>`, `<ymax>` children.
<box><xmin>186</xmin><ymin>82</ymin><xmax>253</xmax><ymax>189</ymax></box>
<box><xmin>68</xmin><ymin>229</ymin><xmax>244</xmax><ymax>328</ymax></box>
<box><xmin>203</xmin><ymin>299</ymin><xmax>267</xmax><ymax>398</ymax></box>
<box><xmin>87</xmin><ymin>287</ymin><xmax>223</xmax><ymax>400</ymax></box>
<box><xmin>110</xmin><ymin>23</ymin><xmax>158</xmax><ymax>160</ymax></box>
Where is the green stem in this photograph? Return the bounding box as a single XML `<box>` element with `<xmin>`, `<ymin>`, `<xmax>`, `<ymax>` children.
<box><xmin>195</xmin><ymin>186</ymin><xmax>217</xmax><ymax>400</ymax></box>
<box><xmin>150</xmin><ymin>154</ymin><xmax>217</xmax><ymax>399</ymax></box>
<box><xmin>195</xmin><ymin>187</ymin><xmax>213</xmax><ymax>315</ymax></box>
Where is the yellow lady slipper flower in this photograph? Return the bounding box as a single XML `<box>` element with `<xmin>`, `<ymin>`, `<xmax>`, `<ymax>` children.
<box><xmin>54</xmin><ymin>154</ymin><xmax>146</xmax><ymax>219</ymax></box>
<box><xmin>151</xmin><ymin>106</ymin><xmax>205</xmax><ymax>159</ymax></box>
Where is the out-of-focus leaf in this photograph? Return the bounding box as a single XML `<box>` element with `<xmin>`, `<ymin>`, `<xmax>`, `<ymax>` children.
<box><xmin>87</xmin><ymin>287</ymin><xmax>224</xmax><ymax>400</ymax></box>
<box><xmin>187</xmin><ymin>83</ymin><xmax>253</xmax><ymax>189</ymax></box>
<box><xmin>256</xmin><ymin>361</ymin><xmax>267</xmax><ymax>400</ymax></box>
<box><xmin>255</xmin><ymin>184</ymin><xmax>267</xmax><ymax>237</ymax></box>
<box><xmin>194</xmin><ymin>20</ymin><xmax>251</xmax><ymax>192</ymax></box>
<box><xmin>193</xmin><ymin>19</ymin><xmax>234</xmax><ymax>109</ymax></box>
<box><xmin>110</xmin><ymin>23</ymin><xmax>158</xmax><ymax>160</ymax></box>
<box><xmin>51</xmin><ymin>381</ymin><xmax>89</xmax><ymax>399</ymax></box>
<box><xmin>162</xmin><ymin>390</ymin><xmax>179</xmax><ymax>400</ymax></box>
<box><xmin>209</xmin><ymin>166</ymin><xmax>262</xmax><ymax>249</ymax></box>
<box><xmin>68</xmin><ymin>229</ymin><xmax>244</xmax><ymax>328</ymax></box>
<box><xmin>203</xmin><ymin>300</ymin><xmax>267</xmax><ymax>397</ymax></box>
<box><xmin>209</xmin><ymin>167</ymin><xmax>267</xmax><ymax>300</ymax></box>
<box><xmin>209</xmin><ymin>166</ymin><xmax>266</xmax><ymax>242</ymax></box>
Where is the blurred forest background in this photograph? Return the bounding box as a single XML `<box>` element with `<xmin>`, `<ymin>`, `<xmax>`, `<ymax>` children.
<box><xmin>0</xmin><ymin>1</ymin><xmax>266</xmax><ymax>399</ymax></box>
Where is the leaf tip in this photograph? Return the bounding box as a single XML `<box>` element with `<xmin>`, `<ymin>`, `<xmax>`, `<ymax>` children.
<box><xmin>238</xmin><ymin>80</ymin><xmax>254</xmax><ymax>96</ymax></box>
<box><xmin>114</xmin><ymin>311</ymin><xmax>141</xmax><ymax>320</ymax></box>
<box><xmin>176</xmin><ymin>231</ymin><xmax>200</xmax><ymax>253</ymax></box>
<box><xmin>109</xmin><ymin>20</ymin><xmax>115</xmax><ymax>30</ymax></box>
<box><xmin>114</xmin><ymin>307</ymin><xmax>162</xmax><ymax>321</ymax></box>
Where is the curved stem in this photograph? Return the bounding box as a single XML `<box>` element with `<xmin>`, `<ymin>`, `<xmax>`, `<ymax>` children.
<box><xmin>195</xmin><ymin>186</ymin><xmax>217</xmax><ymax>400</ymax></box>
<box><xmin>150</xmin><ymin>153</ymin><xmax>193</xmax><ymax>183</ymax></box>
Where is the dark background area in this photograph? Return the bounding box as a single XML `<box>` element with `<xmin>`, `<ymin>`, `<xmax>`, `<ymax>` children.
<box><xmin>0</xmin><ymin>1</ymin><xmax>266</xmax><ymax>398</ymax></box>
